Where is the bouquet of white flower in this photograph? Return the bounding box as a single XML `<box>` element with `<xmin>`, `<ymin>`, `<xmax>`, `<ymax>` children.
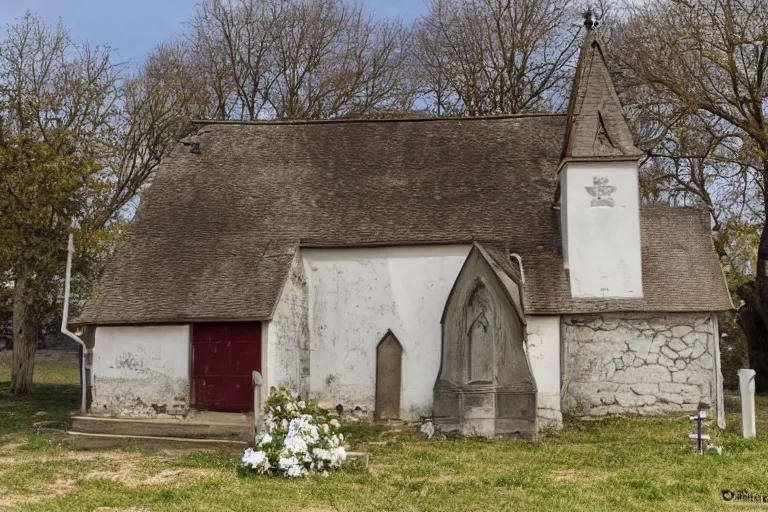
<box><xmin>240</xmin><ymin>386</ymin><xmax>346</xmax><ymax>477</ymax></box>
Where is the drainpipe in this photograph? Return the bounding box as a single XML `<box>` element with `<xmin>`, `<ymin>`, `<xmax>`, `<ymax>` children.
<box><xmin>61</xmin><ymin>233</ymin><xmax>88</xmax><ymax>416</ymax></box>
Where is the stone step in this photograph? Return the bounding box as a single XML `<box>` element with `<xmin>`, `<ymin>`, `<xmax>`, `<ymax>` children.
<box><xmin>71</xmin><ymin>415</ymin><xmax>253</xmax><ymax>442</ymax></box>
<box><xmin>66</xmin><ymin>431</ymin><xmax>249</xmax><ymax>452</ymax></box>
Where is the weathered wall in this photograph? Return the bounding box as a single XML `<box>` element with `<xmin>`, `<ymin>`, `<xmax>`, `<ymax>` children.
<box><xmin>562</xmin><ymin>313</ymin><xmax>716</xmax><ymax>416</ymax></box>
<box><xmin>560</xmin><ymin>161</ymin><xmax>643</xmax><ymax>299</ymax></box>
<box><xmin>266</xmin><ymin>253</ymin><xmax>309</xmax><ymax>395</ymax></box>
<box><xmin>303</xmin><ymin>245</ymin><xmax>470</xmax><ymax>420</ymax></box>
<box><xmin>526</xmin><ymin>316</ymin><xmax>562</xmax><ymax>426</ymax></box>
<box><xmin>91</xmin><ymin>325</ymin><xmax>190</xmax><ymax>417</ymax></box>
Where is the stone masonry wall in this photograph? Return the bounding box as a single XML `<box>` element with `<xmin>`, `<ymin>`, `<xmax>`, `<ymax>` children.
<box><xmin>562</xmin><ymin>313</ymin><xmax>716</xmax><ymax>417</ymax></box>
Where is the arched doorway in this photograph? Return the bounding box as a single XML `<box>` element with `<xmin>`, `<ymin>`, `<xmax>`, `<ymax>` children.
<box><xmin>375</xmin><ymin>330</ymin><xmax>403</xmax><ymax>420</ymax></box>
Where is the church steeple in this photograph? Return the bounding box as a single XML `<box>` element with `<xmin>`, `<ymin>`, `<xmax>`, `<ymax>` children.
<box><xmin>561</xmin><ymin>13</ymin><xmax>643</xmax><ymax>162</ymax></box>
<box><xmin>557</xmin><ymin>11</ymin><xmax>644</xmax><ymax>300</ymax></box>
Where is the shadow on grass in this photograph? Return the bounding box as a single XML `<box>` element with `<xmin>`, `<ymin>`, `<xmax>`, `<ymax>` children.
<box><xmin>0</xmin><ymin>380</ymin><xmax>78</xmax><ymax>440</ymax></box>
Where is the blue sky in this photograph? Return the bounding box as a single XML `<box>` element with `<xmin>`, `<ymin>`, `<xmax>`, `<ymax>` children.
<box><xmin>1</xmin><ymin>0</ymin><xmax>427</xmax><ymax>65</ymax></box>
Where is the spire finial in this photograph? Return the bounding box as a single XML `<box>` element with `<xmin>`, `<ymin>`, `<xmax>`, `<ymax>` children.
<box><xmin>583</xmin><ymin>7</ymin><xmax>600</xmax><ymax>31</ymax></box>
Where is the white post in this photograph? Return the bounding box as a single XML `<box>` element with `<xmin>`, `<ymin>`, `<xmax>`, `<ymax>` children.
<box><xmin>738</xmin><ymin>369</ymin><xmax>756</xmax><ymax>438</ymax></box>
<box><xmin>252</xmin><ymin>370</ymin><xmax>264</xmax><ymax>432</ymax></box>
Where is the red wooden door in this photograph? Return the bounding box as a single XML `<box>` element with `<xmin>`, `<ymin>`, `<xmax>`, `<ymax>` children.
<box><xmin>192</xmin><ymin>322</ymin><xmax>261</xmax><ymax>412</ymax></box>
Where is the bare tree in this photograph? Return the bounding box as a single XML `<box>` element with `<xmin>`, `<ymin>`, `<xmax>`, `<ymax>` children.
<box><xmin>189</xmin><ymin>0</ymin><xmax>277</xmax><ymax>120</ymax></box>
<box><xmin>414</xmin><ymin>0</ymin><xmax>583</xmax><ymax>116</ymax></box>
<box><xmin>182</xmin><ymin>0</ymin><xmax>412</xmax><ymax>120</ymax></box>
<box><xmin>612</xmin><ymin>0</ymin><xmax>768</xmax><ymax>390</ymax></box>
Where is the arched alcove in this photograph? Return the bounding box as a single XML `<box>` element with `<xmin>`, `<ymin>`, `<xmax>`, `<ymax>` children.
<box><xmin>469</xmin><ymin>314</ymin><xmax>492</xmax><ymax>383</ymax></box>
<box><xmin>375</xmin><ymin>330</ymin><xmax>403</xmax><ymax>420</ymax></box>
<box><xmin>466</xmin><ymin>281</ymin><xmax>494</xmax><ymax>384</ymax></box>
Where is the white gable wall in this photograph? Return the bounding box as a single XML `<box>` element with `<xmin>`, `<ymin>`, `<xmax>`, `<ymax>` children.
<box><xmin>264</xmin><ymin>253</ymin><xmax>309</xmax><ymax>395</ymax></box>
<box><xmin>91</xmin><ymin>325</ymin><xmax>190</xmax><ymax>417</ymax></box>
<box><xmin>302</xmin><ymin>245</ymin><xmax>471</xmax><ymax>420</ymax></box>
<box><xmin>560</xmin><ymin>160</ymin><xmax>643</xmax><ymax>298</ymax></box>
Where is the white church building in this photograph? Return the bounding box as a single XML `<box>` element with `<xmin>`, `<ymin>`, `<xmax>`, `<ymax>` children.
<box><xmin>75</xmin><ymin>29</ymin><xmax>732</xmax><ymax>437</ymax></box>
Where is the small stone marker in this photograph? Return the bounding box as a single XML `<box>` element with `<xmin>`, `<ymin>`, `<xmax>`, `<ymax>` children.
<box><xmin>738</xmin><ymin>369</ymin><xmax>756</xmax><ymax>438</ymax></box>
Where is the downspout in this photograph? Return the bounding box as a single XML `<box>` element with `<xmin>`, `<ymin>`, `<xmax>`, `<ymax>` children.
<box><xmin>61</xmin><ymin>233</ymin><xmax>88</xmax><ymax>415</ymax></box>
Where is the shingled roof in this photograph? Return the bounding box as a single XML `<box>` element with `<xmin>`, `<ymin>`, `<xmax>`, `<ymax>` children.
<box><xmin>76</xmin><ymin>112</ymin><xmax>732</xmax><ymax>325</ymax></box>
<box><xmin>561</xmin><ymin>30</ymin><xmax>644</xmax><ymax>162</ymax></box>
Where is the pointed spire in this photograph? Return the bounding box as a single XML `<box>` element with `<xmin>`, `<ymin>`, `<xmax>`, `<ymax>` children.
<box><xmin>561</xmin><ymin>14</ymin><xmax>643</xmax><ymax>163</ymax></box>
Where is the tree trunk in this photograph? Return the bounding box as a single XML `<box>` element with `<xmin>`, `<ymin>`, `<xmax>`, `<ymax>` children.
<box><xmin>739</xmin><ymin>162</ymin><xmax>768</xmax><ymax>393</ymax></box>
<box><xmin>9</xmin><ymin>276</ymin><xmax>40</xmax><ymax>395</ymax></box>
<box><xmin>737</xmin><ymin>283</ymin><xmax>768</xmax><ymax>392</ymax></box>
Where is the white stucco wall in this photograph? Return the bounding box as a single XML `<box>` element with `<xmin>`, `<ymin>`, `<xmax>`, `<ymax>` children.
<box><xmin>560</xmin><ymin>160</ymin><xmax>643</xmax><ymax>298</ymax></box>
<box><xmin>525</xmin><ymin>316</ymin><xmax>562</xmax><ymax>426</ymax></box>
<box><xmin>303</xmin><ymin>245</ymin><xmax>471</xmax><ymax>420</ymax></box>
<box><xmin>266</xmin><ymin>253</ymin><xmax>309</xmax><ymax>394</ymax></box>
<box><xmin>91</xmin><ymin>325</ymin><xmax>190</xmax><ymax>417</ymax></box>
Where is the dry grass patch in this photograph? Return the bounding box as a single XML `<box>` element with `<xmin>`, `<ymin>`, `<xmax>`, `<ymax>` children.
<box><xmin>551</xmin><ymin>468</ymin><xmax>612</xmax><ymax>483</ymax></box>
<box><xmin>0</xmin><ymin>478</ymin><xmax>76</xmax><ymax>509</ymax></box>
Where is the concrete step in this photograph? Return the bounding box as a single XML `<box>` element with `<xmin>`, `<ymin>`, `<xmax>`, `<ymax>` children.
<box><xmin>71</xmin><ymin>415</ymin><xmax>253</xmax><ymax>442</ymax></box>
<box><xmin>66</xmin><ymin>431</ymin><xmax>249</xmax><ymax>452</ymax></box>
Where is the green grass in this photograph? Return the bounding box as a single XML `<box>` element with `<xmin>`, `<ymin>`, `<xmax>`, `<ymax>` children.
<box><xmin>2</xmin><ymin>355</ymin><xmax>768</xmax><ymax>511</ymax></box>
<box><xmin>0</xmin><ymin>355</ymin><xmax>79</xmax><ymax>441</ymax></box>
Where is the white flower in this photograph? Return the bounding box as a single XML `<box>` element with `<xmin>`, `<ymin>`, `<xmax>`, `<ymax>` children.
<box><xmin>256</xmin><ymin>432</ymin><xmax>273</xmax><ymax>446</ymax></box>
<box><xmin>241</xmin><ymin>448</ymin><xmax>269</xmax><ymax>470</ymax></box>
<box><xmin>329</xmin><ymin>447</ymin><xmax>346</xmax><ymax>468</ymax></box>
<box><xmin>243</xmin><ymin>389</ymin><xmax>348</xmax><ymax>477</ymax></box>
<box><xmin>284</xmin><ymin>432</ymin><xmax>308</xmax><ymax>454</ymax></box>
<box><xmin>264</xmin><ymin>412</ymin><xmax>277</xmax><ymax>431</ymax></box>
<box><xmin>286</xmin><ymin>464</ymin><xmax>306</xmax><ymax>478</ymax></box>
<box><xmin>241</xmin><ymin>447</ymin><xmax>257</xmax><ymax>465</ymax></box>
<box><xmin>279</xmin><ymin>455</ymin><xmax>300</xmax><ymax>470</ymax></box>
<box><xmin>312</xmin><ymin>447</ymin><xmax>331</xmax><ymax>461</ymax></box>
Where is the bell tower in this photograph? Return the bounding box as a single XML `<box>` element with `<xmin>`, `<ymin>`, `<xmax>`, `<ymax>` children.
<box><xmin>559</xmin><ymin>12</ymin><xmax>645</xmax><ymax>299</ymax></box>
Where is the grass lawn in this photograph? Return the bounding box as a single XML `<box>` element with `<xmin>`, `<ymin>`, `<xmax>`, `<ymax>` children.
<box><xmin>2</xmin><ymin>354</ymin><xmax>768</xmax><ymax>511</ymax></box>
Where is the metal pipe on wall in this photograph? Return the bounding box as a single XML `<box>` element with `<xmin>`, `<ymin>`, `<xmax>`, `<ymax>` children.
<box><xmin>61</xmin><ymin>233</ymin><xmax>88</xmax><ymax>415</ymax></box>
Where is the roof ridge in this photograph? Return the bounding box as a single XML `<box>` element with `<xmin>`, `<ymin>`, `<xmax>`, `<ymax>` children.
<box><xmin>189</xmin><ymin>113</ymin><xmax>566</xmax><ymax>127</ymax></box>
